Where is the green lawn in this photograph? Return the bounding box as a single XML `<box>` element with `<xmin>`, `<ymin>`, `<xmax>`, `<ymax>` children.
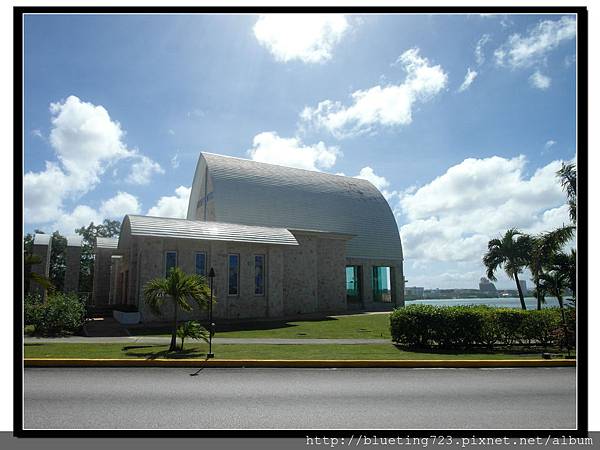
<box><xmin>129</xmin><ymin>313</ymin><xmax>393</xmax><ymax>339</ymax></box>
<box><xmin>24</xmin><ymin>342</ymin><xmax>548</xmax><ymax>360</ymax></box>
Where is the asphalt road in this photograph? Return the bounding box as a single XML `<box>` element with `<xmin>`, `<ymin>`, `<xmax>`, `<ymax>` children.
<box><xmin>24</xmin><ymin>367</ymin><xmax>576</xmax><ymax>429</ymax></box>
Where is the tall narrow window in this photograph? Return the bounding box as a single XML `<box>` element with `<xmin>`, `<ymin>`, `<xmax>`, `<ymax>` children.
<box><xmin>254</xmin><ymin>255</ymin><xmax>265</xmax><ymax>296</ymax></box>
<box><xmin>372</xmin><ymin>266</ymin><xmax>391</xmax><ymax>303</ymax></box>
<box><xmin>228</xmin><ymin>254</ymin><xmax>239</xmax><ymax>296</ymax></box>
<box><xmin>165</xmin><ymin>251</ymin><xmax>177</xmax><ymax>276</ymax></box>
<box><xmin>195</xmin><ymin>252</ymin><xmax>206</xmax><ymax>276</ymax></box>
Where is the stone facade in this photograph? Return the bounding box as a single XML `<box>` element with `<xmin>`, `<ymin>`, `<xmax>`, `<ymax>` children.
<box><xmin>345</xmin><ymin>257</ymin><xmax>405</xmax><ymax>310</ymax></box>
<box><xmin>111</xmin><ymin>230</ymin><xmax>349</xmax><ymax>323</ymax></box>
<box><xmin>92</xmin><ymin>245</ymin><xmax>119</xmax><ymax>305</ymax></box>
<box><xmin>63</xmin><ymin>237</ymin><xmax>82</xmax><ymax>293</ymax></box>
<box><xmin>31</xmin><ymin>234</ymin><xmax>52</xmax><ymax>300</ymax></box>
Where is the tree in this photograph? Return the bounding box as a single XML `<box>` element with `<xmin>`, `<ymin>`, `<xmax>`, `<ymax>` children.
<box><xmin>24</xmin><ymin>253</ymin><xmax>55</xmax><ymax>294</ymax></box>
<box><xmin>177</xmin><ymin>321</ymin><xmax>209</xmax><ymax>351</ymax></box>
<box><xmin>553</xmin><ymin>249</ymin><xmax>577</xmax><ymax>302</ymax></box>
<box><xmin>483</xmin><ymin>228</ymin><xmax>531</xmax><ymax>310</ymax></box>
<box><xmin>539</xmin><ymin>262</ymin><xmax>571</xmax><ymax>351</ymax></box>
<box><xmin>557</xmin><ymin>162</ymin><xmax>576</xmax><ymax>224</ymax></box>
<box><xmin>75</xmin><ymin>219</ymin><xmax>121</xmax><ymax>293</ymax></box>
<box><xmin>144</xmin><ymin>267</ymin><xmax>211</xmax><ymax>352</ymax></box>
<box><xmin>528</xmin><ymin>226</ymin><xmax>575</xmax><ymax>310</ymax></box>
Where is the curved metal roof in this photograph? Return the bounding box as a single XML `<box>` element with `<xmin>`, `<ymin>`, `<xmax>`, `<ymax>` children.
<box><xmin>188</xmin><ymin>153</ymin><xmax>403</xmax><ymax>261</ymax></box>
<box><xmin>33</xmin><ymin>233</ymin><xmax>51</xmax><ymax>245</ymax></box>
<box><xmin>122</xmin><ymin>215</ymin><xmax>298</xmax><ymax>246</ymax></box>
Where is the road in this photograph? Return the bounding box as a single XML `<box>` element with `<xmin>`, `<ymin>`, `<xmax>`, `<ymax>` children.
<box><xmin>24</xmin><ymin>367</ymin><xmax>576</xmax><ymax>429</ymax></box>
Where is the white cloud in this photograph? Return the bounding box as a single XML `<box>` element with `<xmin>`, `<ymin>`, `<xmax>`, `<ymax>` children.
<box><xmin>171</xmin><ymin>152</ymin><xmax>180</xmax><ymax>169</ymax></box>
<box><xmin>49</xmin><ymin>191</ymin><xmax>141</xmax><ymax>235</ymax></box>
<box><xmin>100</xmin><ymin>191</ymin><xmax>141</xmax><ymax>218</ymax></box>
<box><xmin>529</xmin><ymin>71</ymin><xmax>551</xmax><ymax>90</ymax></box>
<box><xmin>147</xmin><ymin>186</ymin><xmax>191</xmax><ymax>218</ymax></box>
<box><xmin>458</xmin><ymin>68</ymin><xmax>478</xmax><ymax>92</ymax></box>
<box><xmin>475</xmin><ymin>34</ymin><xmax>491</xmax><ymax>66</ymax></box>
<box><xmin>25</xmin><ymin>95</ymin><xmax>160</xmax><ymax>225</ymax></box>
<box><xmin>24</xmin><ymin>162</ymin><xmax>70</xmax><ymax>223</ymax></box>
<box><xmin>31</xmin><ymin>129</ymin><xmax>44</xmax><ymax>139</ymax></box>
<box><xmin>253</xmin><ymin>14</ymin><xmax>349</xmax><ymax>63</ymax></box>
<box><xmin>353</xmin><ymin>166</ymin><xmax>396</xmax><ymax>201</ymax></box>
<box><xmin>544</xmin><ymin>140</ymin><xmax>557</xmax><ymax>150</ymax></box>
<box><xmin>494</xmin><ymin>16</ymin><xmax>576</xmax><ymax>69</ymax></box>
<box><xmin>301</xmin><ymin>48</ymin><xmax>447</xmax><ymax>138</ymax></box>
<box><xmin>247</xmin><ymin>131</ymin><xmax>340</xmax><ymax>171</ymax></box>
<box><xmin>126</xmin><ymin>155</ymin><xmax>164</xmax><ymax>185</ymax></box>
<box><xmin>398</xmin><ymin>156</ymin><xmax>571</xmax><ymax>263</ymax></box>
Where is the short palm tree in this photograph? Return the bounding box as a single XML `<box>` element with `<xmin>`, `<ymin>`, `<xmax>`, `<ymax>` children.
<box><xmin>144</xmin><ymin>267</ymin><xmax>211</xmax><ymax>352</ymax></box>
<box><xmin>177</xmin><ymin>320</ymin><xmax>210</xmax><ymax>351</ymax></box>
<box><xmin>483</xmin><ymin>228</ymin><xmax>531</xmax><ymax>310</ymax></box>
<box><xmin>528</xmin><ymin>225</ymin><xmax>575</xmax><ymax>310</ymax></box>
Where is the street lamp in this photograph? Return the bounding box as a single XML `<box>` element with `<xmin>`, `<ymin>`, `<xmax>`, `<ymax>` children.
<box><xmin>207</xmin><ymin>267</ymin><xmax>215</xmax><ymax>359</ymax></box>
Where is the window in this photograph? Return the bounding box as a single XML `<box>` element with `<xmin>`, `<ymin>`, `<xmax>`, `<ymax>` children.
<box><xmin>228</xmin><ymin>254</ymin><xmax>239</xmax><ymax>296</ymax></box>
<box><xmin>165</xmin><ymin>251</ymin><xmax>177</xmax><ymax>276</ymax></box>
<box><xmin>372</xmin><ymin>266</ymin><xmax>392</xmax><ymax>303</ymax></box>
<box><xmin>254</xmin><ymin>255</ymin><xmax>265</xmax><ymax>295</ymax></box>
<box><xmin>195</xmin><ymin>252</ymin><xmax>206</xmax><ymax>276</ymax></box>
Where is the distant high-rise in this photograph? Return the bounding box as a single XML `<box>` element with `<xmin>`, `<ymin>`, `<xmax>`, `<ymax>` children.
<box><xmin>479</xmin><ymin>277</ymin><xmax>498</xmax><ymax>293</ymax></box>
<box><xmin>519</xmin><ymin>279</ymin><xmax>528</xmax><ymax>293</ymax></box>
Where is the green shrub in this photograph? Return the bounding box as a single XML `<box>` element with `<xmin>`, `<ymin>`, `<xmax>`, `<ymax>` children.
<box><xmin>390</xmin><ymin>305</ymin><xmax>564</xmax><ymax>350</ymax></box>
<box><xmin>24</xmin><ymin>293</ymin><xmax>43</xmax><ymax>326</ymax></box>
<box><xmin>27</xmin><ymin>292</ymin><xmax>86</xmax><ymax>336</ymax></box>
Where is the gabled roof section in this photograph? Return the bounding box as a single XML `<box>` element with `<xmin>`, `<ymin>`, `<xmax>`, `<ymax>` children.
<box><xmin>123</xmin><ymin>215</ymin><xmax>299</xmax><ymax>246</ymax></box>
<box><xmin>96</xmin><ymin>237</ymin><xmax>119</xmax><ymax>249</ymax></box>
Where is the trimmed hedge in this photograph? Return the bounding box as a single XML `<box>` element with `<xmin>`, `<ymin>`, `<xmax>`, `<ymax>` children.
<box><xmin>25</xmin><ymin>292</ymin><xmax>86</xmax><ymax>336</ymax></box>
<box><xmin>390</xmin><ymin>305</ymin><xmax>567</xmax><ymax>350</ymax></box>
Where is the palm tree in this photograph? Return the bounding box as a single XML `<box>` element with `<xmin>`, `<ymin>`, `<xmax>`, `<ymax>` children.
<box><xmin>539</xmin><ymin>262</ymin><xmax>571</xmax><ymax>351</ymax></box>
<box><xmin>528</xmin><ymin>226</ymin><xmax>575</xmax><ymax>310</ymax></box>
<box><xmin>557</xmin><ymin>162</ymin><xmax>576</xmax><ymax>224</ymax></box>
<box><xmin>177</xmin><ymin>320</ymin><xmax>209</xmax><ymax>351</ymax></box>
<box><xmin>483</xmin><ymin>228</ymin><xmax>531</xmax><ymax>310</ymax></box>
<box><xmin>24</xmin><ymin>253</ymin><xmax>55</xmax><ymax>295</ymax></box>
<box><xmin>553</xmin><ymin>249</ymin><xmax>577</xmax><ymax>302</ymax></box>
<box><xmin>144</xmin><ymin>267</ymin><xmax>211</xmax><ymax>352</ymax></box>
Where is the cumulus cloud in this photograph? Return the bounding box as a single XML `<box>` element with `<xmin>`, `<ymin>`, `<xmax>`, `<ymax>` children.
<box><xmin>398</xmin><ymin>156</ymin><xmax>571</xmax><ymax>263</ymax></box>
<box><xmin>494</xmin><ymin>16</ymin><xmax>576</xmax><ymax>69</ymax></box>
<box><xmin>24</xmin><ymin>95</ymin><xmax>161</xmax><ymax>226</ymax></box>
<box><xmin>353</xmin><ymin>166</ymin><xmax>396</xmax><ymax>201</ymax></box>
<box><xmin>529</xmin><ymin>71</ymin><xmax>551</xmax><ymax>90</ymax></box>
<box><xmin>544</xmin><ymin>140</ymin><xmax>557</xmax><ymax>151</ymax></box>
<box><xmin>126</xmin><ymin>155</ymin><xmax>165</xmax><ymax>185</ymax></box>
<box><xmin>475</xmin><ymin>34</ymin><xmax>491</xmax><ymax>66</ymax></box>
<box><xmin>147</xmin><ymin>186</ymin><xmax>191</xmax><ymax>218</ymax></box>
<box><xmin>50</xmin><ymin>191</ymin><xmax>141</xmax><ymax>235</ymax></box>
<box><xmin>300</xmin><ymin>48</ymin><xmax>447</xmax><ymax>138</ymax></box>
<box><xmin>247</xmin><ymin>131</ymin><xmax>340</xmax><ymax>171</ymax></box>
<box><xmin>458</xmin><ymin>68</ymin><xmax>478</xmax><ymax>92</ymax></box>
<box><xmin>253</xmin><ymin>14</ymin><xmax>349</xmax><ymax>63</ymax></box>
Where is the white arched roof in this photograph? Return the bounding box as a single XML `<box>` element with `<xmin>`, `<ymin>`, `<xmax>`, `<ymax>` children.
<box><xmin>187</xmin><ymin>153</ymin><xmax>403</xmax><ymax>261</ymax></box>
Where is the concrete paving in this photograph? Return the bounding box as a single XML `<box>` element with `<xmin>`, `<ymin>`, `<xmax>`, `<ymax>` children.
<box><xmin>23</xmin><ymin>367</ymin><xmax>576</xmax><ymax>429</ymax></box>
<box><xmin>24</xmin><ymin>336</ymin><xmax>390</xmax><ymax>344</ymax></box>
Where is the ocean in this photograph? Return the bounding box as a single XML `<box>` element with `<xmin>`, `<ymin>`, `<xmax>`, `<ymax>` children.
<box><xmin>405</xmin><ymin>296</ymin><xmax>565</xmax><ymax>309</ymax></box>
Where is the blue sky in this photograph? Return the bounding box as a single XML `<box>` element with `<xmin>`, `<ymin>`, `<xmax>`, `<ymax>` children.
<box><xmin>23</xmin><ymin>13</ymin><xmax>577</xmax><ymax>289</ymax></box>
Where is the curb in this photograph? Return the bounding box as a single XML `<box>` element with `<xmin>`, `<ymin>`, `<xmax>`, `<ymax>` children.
<box><xmin>24</xmin><ymin>358</ymin><xmax>576</xmax><ymax>368</ymax></box>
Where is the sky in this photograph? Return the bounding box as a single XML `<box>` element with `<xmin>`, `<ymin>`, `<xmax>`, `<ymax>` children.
<box><xmin>23</xmin><ymin>13</ymin><xmax>577</xmax><ymax>290</ymax></box>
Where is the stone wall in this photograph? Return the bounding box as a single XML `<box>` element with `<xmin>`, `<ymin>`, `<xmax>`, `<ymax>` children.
<box><xmin>128</xmin><ymin>232</ymin><xmax>348</xmax><ymax>323</ymax></box>
<box><xmin>345</xmin><ymin>257</ymin><xmax>405</xmax><ymax>309</ymax></box>
<box><xmin>92</xmin><ymin>247</ymin><xmax>118</xmax><ymax>305</ymax></box>
<box><xmin>31</xmin><ymin>238</ymin><xmax>52</xmax><ymax>300</ymax></box>
<box><xmin>63</xmin><ymin>240</ymin><xmax>82</xmax><ymax>293</ymax></box>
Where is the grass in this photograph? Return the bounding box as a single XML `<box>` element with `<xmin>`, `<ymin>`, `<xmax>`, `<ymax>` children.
<box><xmin>129</xmin><ymin>313</ymin><xmax>393</xmax><ymax>340</ymax></box>
<box><xmin>24</xmin><ymin>342</ymin><xmax>551</xmax><ymax>360</ymax></box>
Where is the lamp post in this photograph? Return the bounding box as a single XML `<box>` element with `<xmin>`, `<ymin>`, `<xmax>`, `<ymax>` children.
<box><xmin>207</xmin><ymin>268</ymin><xmax>215</xmax><ymax>359</ymax></box>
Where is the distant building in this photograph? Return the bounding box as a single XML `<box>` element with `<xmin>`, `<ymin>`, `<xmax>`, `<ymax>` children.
<box><xmin>405</xmin><ymin>286</ymin><xmax>424</xmax><ymax>299</ymax></box>
<box><xmin>479</xmin><ymin>277</ymin><xmax>497</xmax><ymax>293</ymax></box>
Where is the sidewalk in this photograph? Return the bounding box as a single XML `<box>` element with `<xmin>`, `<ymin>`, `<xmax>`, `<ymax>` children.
<box><xmin>24</xmin><ymin>336</ymin><xmax>390</xmax><ymax>345</ymax></box>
